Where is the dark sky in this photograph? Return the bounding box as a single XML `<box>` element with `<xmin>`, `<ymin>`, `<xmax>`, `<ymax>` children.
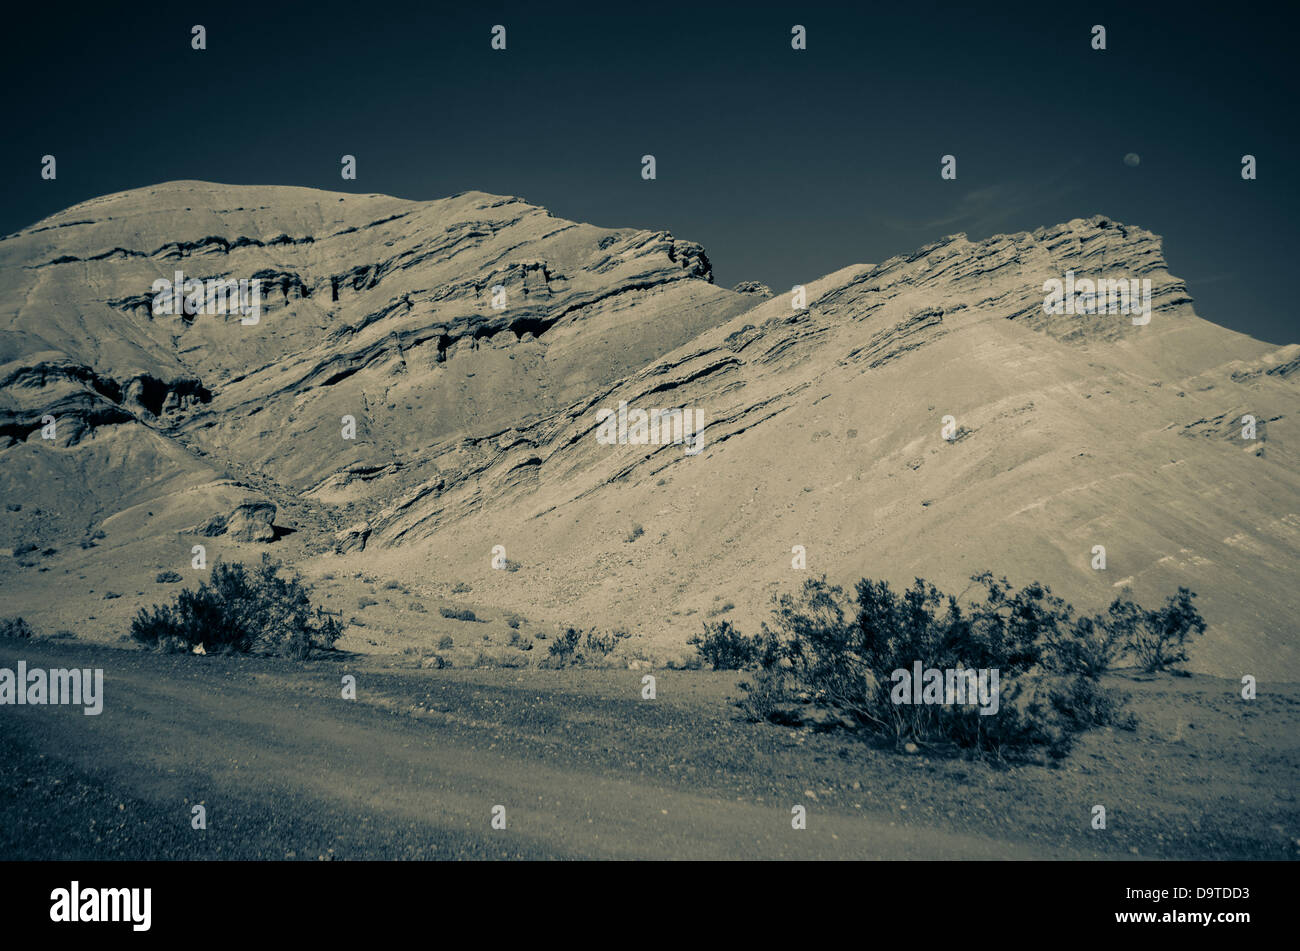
<box><xmin>3</xmin><ymin>0</ymin><xmax>1296</xmax><ymax>343</ymax></box>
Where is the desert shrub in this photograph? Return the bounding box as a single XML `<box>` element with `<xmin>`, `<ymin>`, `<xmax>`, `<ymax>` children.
<box><xmin>689</xmin><ymin>619</ymin><xmax>761</xmax><ymax>670</ymax></box>
<box><xmin>156</xmin><ymin>635</ymin><xmax>190</xmax><ymax>654</ymax></box>
<box><xmin>437</xmin><ymin>635</ymin><xmax>454</xmax><ymax>650</ymax></box>
<box><xmin>102</xmin><ymin>591</ymin><xmax>121</xmax><ymax>600</ymax></box>
<box><xmin>0</xmin><ymin>617</ymin><xmax>35</xmax><ymax>638</ymax></box>
<box><xmin>625</xmin><ymin>524</ymin><xmax>644</xmax><ymax>543</ymax></box>
<box><xmin>544</xmin><ymin>627</ymin><xmax>628</xmax><ymax>667</ymax></box>
<box><xmin>736</xmin><ymin>572</ymin><xmax>1162</xmax><ymax>760</ymax></box>
<box><xmin>1105</xmin><ymin>587</ymin><xmax>1207</xmax><ymax>673</ymax></box>
<box><xmin>451</xmin><ymin>582</ymin><xmax>471</xmax><ymax>594</ymax></box>
<box><xmin>156</xmin><ymin>570</ymin><xmax>183</xmax><ymax>583</ymax></box>
<box><xmin>439</xmin><ymin>606</ymin><xmax>478</xmax><ymax>622</ymax></box>
<box><xmin>737</xmin><ymin>667</ymin><xmax>790</xmax><ymax>722</ymax></box>
<box><xmin>582</xmin><ymin>629</ymin><xmax>622</xmax><ymax>658</ymax></box>
<box><xmin>508</xmin><ymin>629</ymin><xmax>533</xmax><ymax>651</ymax></box>
<box><xmin>588</xmin><ymin>629</ymin><xmax>631</xmax><ymax>666</ymax></box>
<box><xmin>547</xmin><ymin>627</ymin><xmax>583</xmax><ymax>666</ymax></box>
<box><xmin>474</xmin><ymin>647</ymin><xmax>530</xmax><ymax>669</ymax></box>
<box><xmin>130</xmin><ymin>556</ymin><xmax>343</xmax><ymax>659</ymax></box>
<box><xmin>357</xmin><ymin>596</ymin><xmax>378</xmax><ymax>609</ymax></box>
<box><xmin>705</xmin><ymin>601</ymin><xmax>735</xmax><ymax>618</ymax></box>
<box><xmin>504</xmin><ymin>614</ymin><xmax>522</xmax><ymax>629</ymax></box>
<box><xmin>409</xmin><ymin>601</ymin><xmax>427</xmax><ymax>613</ymax></box>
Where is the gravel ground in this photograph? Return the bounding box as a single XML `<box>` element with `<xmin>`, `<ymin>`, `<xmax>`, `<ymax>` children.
<box><xmin>1</xmin><ymin>637</ymin><xmax>1296</xmax><ymax>860</ymax></box>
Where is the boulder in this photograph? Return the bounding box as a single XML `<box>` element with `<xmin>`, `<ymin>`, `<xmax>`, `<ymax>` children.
<box><xmin>225</xmin><ymin>501</ymin><xmax>277</xmax><ymax>542</ymax></box>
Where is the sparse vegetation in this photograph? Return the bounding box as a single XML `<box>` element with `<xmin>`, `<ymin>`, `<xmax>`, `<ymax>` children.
<box><xmin>437</xmin><ymin>635</ymin><xmax>454</xmax><ymax>650</ymax></box>
<box><xmin>730</xmin><ymin>572</ymin><xmax>1192</xmax><ymax>760</ymax></box>
<box><xmin>735</xmin><ymin>666</ymin><xmax>787</xmax><ymax>721</ymax></box>
<box><xmin>689</xmin><ymin>619</ymin><xmax>764</xmax><ymax>670</ymax></box>
<box><xmin>545</xmin><ymin>626</ymin><xmax>629</xmax><ymax>668</ymax></box>
<box><xmin>1105</xmin><ymin>587</ymin><xmax>1207</xmax><ymax>673</ymax></box>
<box><xmin>155</xmin><ymin>570</ymin><xmax>183</xmax><ymax>584</ymax></box>
<box><xmin>546</xmin><ymin>627</ymin><xmax>583</xmax><ymax>666</ymax></box>
<box><xmin>129</xmin><ymin>556</ymin><xmax>343</xmax><ymax>659</ymax></box>
<box><xmin>0</xmin><ymin>617</ymin><xmax>35</xmax><ymax>639</ymax></box>
<box><xmin>474</xmin><ymin>648</ymin><xmax>529</xmax><ymax>668</ymax></box>
<box><xmin>439</xmin><ymin>606</ymin><xmax>479</xmax><ymax>622</ymax></box>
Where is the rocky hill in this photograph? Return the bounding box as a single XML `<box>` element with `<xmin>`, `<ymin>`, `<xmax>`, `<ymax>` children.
<box><xmin>2</xmin><ymin>182</ymin><xmax>1296</xmax><ymax>678</ymax></box>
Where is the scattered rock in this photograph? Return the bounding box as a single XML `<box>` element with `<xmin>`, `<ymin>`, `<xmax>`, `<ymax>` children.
<box><xmin>732</xmin><ymin>281</ymin><xmax>773</xmax><ymax>297</ymax></box>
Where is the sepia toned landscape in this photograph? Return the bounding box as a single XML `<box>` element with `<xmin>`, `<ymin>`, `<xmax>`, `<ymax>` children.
<box><xmin>1</xmin><ymin>180</ymin><xmax>1297</xmax><ymax>860</ymax></box>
